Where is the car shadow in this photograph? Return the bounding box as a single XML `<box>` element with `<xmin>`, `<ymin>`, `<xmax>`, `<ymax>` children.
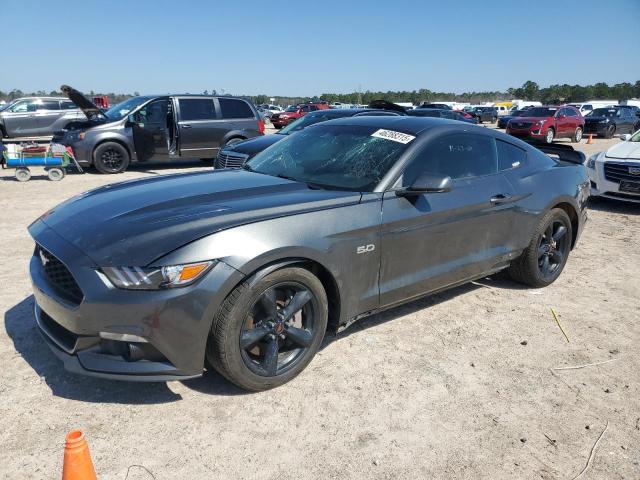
<box><xmin>4</xmin><ymin>296</ymin><xmax>184</xmax><ymax>404</ymax></box>
<box><xmin>588</xmin><ymin>196</ymin><xmax>640</xmax><ymax>215</ymax></box>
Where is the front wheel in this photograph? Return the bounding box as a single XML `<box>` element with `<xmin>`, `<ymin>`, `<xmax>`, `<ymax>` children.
<box><xmin>544</xmin><ymin>128</ymin><xmax>555</xmax><ymax>144</ymax></box>
<box><xmin>93</xmin><ymin>142</ymin><xmax>130</xmax><ymax>174</ymax></box>
<box><xmin>507</xmin><ymin>208</ymin><xmax>572</xmax><ymax>287</ymax></box>
<box><xmin>207</xmin><ymin>267</ymin><xmax>328</xmax><ymax>391</ymax></box>
<box><xmin>572</xmin><ymin>127</ymin><xmax>583</xmax><ymax>143</ymax></box>
<box><xmin>604</xmin><ymin>125</ymin><xmax>615</xmax><ymax>139</ymax></box>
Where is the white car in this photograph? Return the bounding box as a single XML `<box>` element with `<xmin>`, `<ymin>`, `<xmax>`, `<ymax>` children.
<box><xmin>587</xmin><ymin>130</ymin><xmax>640</xmax><ymax>203</ymax></box>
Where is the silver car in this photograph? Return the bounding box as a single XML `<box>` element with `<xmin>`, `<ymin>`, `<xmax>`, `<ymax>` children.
<box><xmin>0</xmin><ymin>97</ymin><xmax>87</xmax><ymax>138</ymax></box>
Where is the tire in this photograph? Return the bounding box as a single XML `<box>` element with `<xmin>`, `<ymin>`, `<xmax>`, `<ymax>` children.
<box><xmin>207</xmin><ymin>267</ymin><xmax>328</xmax><ymax>391</ymax></box>
<box><xmin>604</xmin><ymin>125</ymin><xmax>615</xmax><ymax>139</ymax></box>
<box><xmin>572</xmin><ymin>127</ymin><xmax>583</xmax><ymax>143</ymax></box>
<box><xmin>47</xmin><ymin>167</ymin><xmax>65</xmax><ymax>181</ymax></box>
<box><xmin>507</xmin><ymin>208</ymin><xmax>572</xmax><ymax>288</ymax></box>
<box><xmin>544</xmin><ymin>127</ymin><xmax>555</xmax><ymax>144</ymax></box>
<box><xmin>93</xmin><ymin>142</ymin><xmax>130</xmax><ymax>174</ymax></box>
<box><xmin>15</xmin><ymin>167</ymin><xmax>31</xmax><ymax>182</ymax></box>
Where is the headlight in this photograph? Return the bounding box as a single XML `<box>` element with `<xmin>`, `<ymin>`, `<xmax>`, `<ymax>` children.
<box><xmin>538</xmin><ymin>120</ymin><xmax>546</xmax><ymax>127</ymax></box>
<box><xmin>587</xmin><ymin>152</ymin><xmax>601</xmax><ymax>169</ymax></box>
<box><xmin>280</xmin><ymin>115</ymin><xmax>289</xmax><ymax>119</ymax></box>
<box><xmin>598</xmin><ymin>119</ymin><xmax>610</xmax><ymax>123</ymax></box>
<box><xmin>101</xmin><ymin>261</ymin><xmax>215</xmax><ymax>290</ymax></box>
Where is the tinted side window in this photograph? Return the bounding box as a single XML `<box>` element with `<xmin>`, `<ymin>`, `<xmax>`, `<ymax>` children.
<box><xmin>405</xmin><ymin>133</ymin><xmax>498</xmax><ymax>182</ymax></box>
<box><xmin>39</xmin><ymin>101</ymin><xmax>62</xmax><ymax>110</ymax></box>
<box><xmin>496</xmin><ymin>140</ymin><xmax>526</xmax><ymax>171</ymax></box>
<box><xmin>178</xmin><ymin>99</ymin><xmax>216</xmax><ymax>120</ymax></box>
<box><xmin>60</xmin><ymin>101</ymin><xmax>77</xmax><ymax>110</ymax></box>
<box><xmin>219</xmin><ymin>98</ymin><xmax>254</xmax><ymax>119</ymax></box>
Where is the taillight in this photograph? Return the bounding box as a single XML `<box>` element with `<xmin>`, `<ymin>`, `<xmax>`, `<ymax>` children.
<box><xmin>258</xmin><ymin>119</ymin><xmax>265</xmax><ymax>135</ymax></box>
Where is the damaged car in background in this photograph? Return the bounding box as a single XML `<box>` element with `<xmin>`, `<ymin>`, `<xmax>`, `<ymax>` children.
<box><xmin>53</xmin><ymin>86</ymin><xmax>264</xmax><ymax>173</ymax></box>
<box><xmin>29</xmin><ymin>116</ymin><xmax>588</xmax><ymax>391</ymax></box>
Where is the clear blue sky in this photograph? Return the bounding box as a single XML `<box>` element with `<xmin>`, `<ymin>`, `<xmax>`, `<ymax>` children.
<box><xmin>3</xmin><ymin>0</ymin><xmax>639</xmax><ymax>96</ymax></box>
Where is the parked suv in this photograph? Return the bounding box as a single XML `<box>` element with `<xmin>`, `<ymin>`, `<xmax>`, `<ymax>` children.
<box><xmin>270</xmin><ymin>103</ymin><xmax>330</xmax><ymax>128</ymax></box>
<box><xmin>54</xmin><ymin>86</ymin><xmax>264</xmax><ymax>173</ymax></box>
<box><xmin>506</xmin><ymin>106</ymin><xmax>584</xmax><ymax>144</ymax></box>
<box><xmin>470</xmin><ymin>106</ymin><xmax>498</xmax><ymax>124</ymax></box>
<box><xmin>583</xmin><ymin>106</ymin><xmax>640</xmax><ymax>139</ymax></box>
<box><xmin>0</xmin><ymin>97</ymin><xmax>86</xmax><ymax>138</ymax></box>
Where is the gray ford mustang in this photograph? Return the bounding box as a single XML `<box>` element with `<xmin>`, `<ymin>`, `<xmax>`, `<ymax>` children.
<box><xmin>29</xmin><ymin>116</ymin><xmax>589</xmax><ymax>391</ymax></box>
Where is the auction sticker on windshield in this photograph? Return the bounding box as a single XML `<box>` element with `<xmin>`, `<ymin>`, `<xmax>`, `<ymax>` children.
<box><xmin>371</xmin><ymin>129</ymin><xmax>415</xmax><ymax>144</ymax></box>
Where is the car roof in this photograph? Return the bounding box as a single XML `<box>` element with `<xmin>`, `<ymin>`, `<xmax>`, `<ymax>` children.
<box><xmin>13</xmin><ymin>97</ymin><xmax>68</xmax><ymax>101</ymax></box>
<box><xmin>314</xmin><ymin>115</ymin><xmax>460</xmax><ymax>134</ymax></box>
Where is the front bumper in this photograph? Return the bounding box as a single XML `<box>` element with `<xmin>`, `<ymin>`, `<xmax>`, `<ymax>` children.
<box><xmin>271</xmin><ymin>117</ymin><xmax>294</xmax><ymax>127</ymax></box>
<box><xmin>60</xmin><ymin>138</ymin><xmax>92</xmax><ymax>166</ymax></box>
<box><xmin>583</xmin><ymin>123</ymin><xmax>608</xmax><ymax>136</ymax></box>
<box><xmin>506</xmin><ymin>127</ymin><xmax>547</xmax><ymax>140</ymax></box>
<box><xmin>29</xmin><ymin>221</ymin><xmax>244</xmax><ymax>381</ymax></box>
<box><xmin>587</xmin><ymin>159</ymin><xmax>640</xmax><ymax>203</ymax></box>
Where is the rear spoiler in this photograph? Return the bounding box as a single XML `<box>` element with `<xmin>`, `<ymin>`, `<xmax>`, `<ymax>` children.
<box><xmin>523</xmin><ymin>141</ymin><xmax>586</xmax><ymax>165</ymax></box>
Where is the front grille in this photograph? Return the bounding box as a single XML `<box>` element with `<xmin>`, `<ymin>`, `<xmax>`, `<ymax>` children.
<box><xmin>603</xmin><ymin>162</ymin><xmax>640</xmax><ymax>184</ymax></box>
<box><xmin>39</xmin><ymin>309</ymin><xmax>78</xmax><ymax>353</ymax></box>
<box><xmin>35</xmin><ymin>245</ymin><xmax>84</xmax><ymax>305</ymax></box>
<box><xmin>605</xmin><ymin>191</ymin><xmax>640</xmax><ymax>201</ymax></box>
<box><xmin>510</xmin><ymin>122</ymin><xmax>533</xmax><ymax>129</ymax></box>
<box><xmin>215</xmin><ymin>151</ymin><xmax>249</xmax><ymax>169</ymax></box>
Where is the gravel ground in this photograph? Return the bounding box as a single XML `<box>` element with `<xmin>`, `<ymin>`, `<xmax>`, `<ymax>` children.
<box><xmin>0</xmin><ymin>128</ymin><xmax>638</xmax><ymax>479</ymax></box>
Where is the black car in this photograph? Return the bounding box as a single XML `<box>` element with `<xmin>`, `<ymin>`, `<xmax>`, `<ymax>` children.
<box><xmin>408</xmin><ymin>108</ymin><xmax>478</xmax><ymax>124</ymax></box>
<box><xmin>470</xmin><ymin>106</ymin><xmax>498</xmax><ymax>124</ymax></box>
<box><xmin>54</xmin><ymin>86</ymin><xmax>264</xmax><ymax>173</ymax></box>
<box><xmin>420</xmin><ymin>103</ymin><xmax>453</xmax><ymax>110</ymax></box>
<box><xmin>497</xmin><ymin>109</ymin><xmax>530</xmax><ymax>129</ymax></box>
<box><xmin>583</xmin><ymin>106</ymin><xmax>640</xmax><ymax>138</ymax></box>
<box><xmin>29</xmin><ymin>116</ymin><xmax>589</xmax><ymax>390</ymax></box>
<box><xmin>214</xmin><ymin>106</ymin><xmax>405</xmax><ymax>168</ymax></box>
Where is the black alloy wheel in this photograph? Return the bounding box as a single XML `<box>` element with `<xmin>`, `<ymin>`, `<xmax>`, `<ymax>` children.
<box><xmin>537</xmin><ymin>220</ymin><xmax>570</xmax><ymax>281</ymax></box>
<box><xmin>207</xmin><ymin>266</ymin><xmax>328</xmax><ymax>391</ymax></box>
<box><xmin>93</xmin><ymin>142</ymin><xmax>130</xmax><ymax>174</ymax></box>
<box><xmin>605</xmin><ymin>125</ymin><xmax>615</xmax><ymax>139</ymax></box>
<box><xmin>240</xmin><ymin>283</ymin><xmax>316</xmax><ymax>377</ymax></box>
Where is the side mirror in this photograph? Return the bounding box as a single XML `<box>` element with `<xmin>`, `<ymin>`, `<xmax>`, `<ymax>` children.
<box><xmin>621</xmin><ymin>134</ymin><xmax>631</xmax><ymax>141</ymax></box>
<box><xmin>396</xmin><ymin>173</ymin><xmax>452</xmax><ymax>197</ymax></box>
<box><xmin>126</xmin><ymin>114</ymin><xmax>141</xmax><ymax>126</ymax></box>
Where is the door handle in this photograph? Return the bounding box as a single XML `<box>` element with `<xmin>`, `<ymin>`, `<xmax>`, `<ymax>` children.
<box><xmin>490</xmin><ymin>193</ymin><xmax>513</xmax><ymax>204</ymax></box>
<box><xmin>181</xmin><ymin>124</ymin><xmax>192</xmax><ymax>129</ymax></box>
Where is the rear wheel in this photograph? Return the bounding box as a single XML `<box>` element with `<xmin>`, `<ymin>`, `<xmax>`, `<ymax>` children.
<box><xmin>207</xmin><ymin>267</ymin><xmax>328</xmax><ymax>391</ymax></box>
<box><xmin>604</xmin><ymin>125</ymin><xmax>615</xmax><ymax>139</ymax></box>
<box><xmin>93</xmin><ymin>142</ymin><xmax>130</xmax><ymax>174</ymax></box>
<box><xmin>47</xmin><ymin>167</ymin><xmax>65</xmax><ymax>181</ymax></box>
<box><xmin>545</xmin><ymin>128</ymin><xmax>555</xmax><ymax>144</ymax></box>
<box><xmin>508</xmin><ymin>208</ymin><xmax>572</xmax><ymax>287</ymax></box>
<box><xmin>572</xmin><ymin>126</ymin><xmax>583</xmax><ymax>143</ymax></box>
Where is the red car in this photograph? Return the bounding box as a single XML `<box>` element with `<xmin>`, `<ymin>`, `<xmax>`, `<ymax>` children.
<box><xmin>506</xmin><ymin>105</ymin><xmax>584</xmax><ymax>144</ymax></box>
<box><xmin>271</xmin><ymin>103</ymin><xmax>330</xmax><ymax>128</ymax></box>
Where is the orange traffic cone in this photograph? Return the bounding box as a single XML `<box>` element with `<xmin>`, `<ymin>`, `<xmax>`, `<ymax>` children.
<box><xmin>587</xmin><ymin>134</ymin><xmax>593</xmax><ymax>144</ymax></box>
<box><xmin>62</xmin><ymin>430</ymin><xmax>97</xmax><ymax>480</ymax></box>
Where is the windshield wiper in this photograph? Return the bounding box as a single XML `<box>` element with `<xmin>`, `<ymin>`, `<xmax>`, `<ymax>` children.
<box><xmin>242</xmin><ymin>164</ymin><xmax>254</xmax><ymax>172</ymax></box>
<box><xmin>274</xmin><ymin>173</ymin><xmax>326</xmax><ymax>190</ymax></box>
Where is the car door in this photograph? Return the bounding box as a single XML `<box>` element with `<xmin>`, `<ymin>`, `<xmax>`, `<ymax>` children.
<box><xmin>622</xmin><ymin>109</ymin><xmax>636</xmax><ymax>133</ymax></box>
<box><xmin>378</xmin><ymin>132</ymin><xmax>517</xmax><ymax>307</ymax></box>
<box><xmin>130</xmin><ymin>97</ymin><xmax>170</xmax><ymax>162</ymax></box>
<box><xmin>33</xmin><ymin>100</ymin><xmax>65</xmax><ymax>135</ymax></box>
<box><xmin>176</xmin><ymin>97</ymin><xmax>221</xmax><ymax>158</ymax></box>
<box><xmin>556</xmin><ymin>108</ymin><xmax>572</xmax><ymax>137</ymax></box>
<box><xmin>2</xmin><ymin>99</ymin><xmax>40</xmax><ymax>137</ymax></box>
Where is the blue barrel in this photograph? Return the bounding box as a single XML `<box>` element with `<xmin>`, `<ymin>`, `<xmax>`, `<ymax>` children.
<box><xmin>6</xmin><ymin>157</ymin><xmax>64</xmax><ymax>167</ymax></box>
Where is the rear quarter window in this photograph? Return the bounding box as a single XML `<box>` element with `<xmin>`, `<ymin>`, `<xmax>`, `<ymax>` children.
<box><xmin>496</xmin><ymin>140</ymin><xmax>526</xmax><ymax>171</ymax></box>
<box><xmin>179</xmin><ymin>98</ymin><xmax>217</xmax><ymax>120</ymax></box>
<box><xmin>219</xmin><ymin>98</ymin><xmax>255</xmax><ymax>119</ymax></box>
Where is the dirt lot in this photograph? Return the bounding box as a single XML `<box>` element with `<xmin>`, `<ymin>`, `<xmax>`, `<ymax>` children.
<box><xmin>1</xmin><ymin>129</ymin><xmax>638</xmax><ymax>479</ymax></box>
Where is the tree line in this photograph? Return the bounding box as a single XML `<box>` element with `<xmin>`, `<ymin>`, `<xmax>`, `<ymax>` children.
<box><xmin>2</xmin><ymin>81</ymin><xmax>639</xmax><ymax>106</ymax></box>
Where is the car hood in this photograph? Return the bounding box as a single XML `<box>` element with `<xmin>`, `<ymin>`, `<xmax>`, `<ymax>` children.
<box><xmin>31</xmin><ymin>170</ymin><xmax>362</xmax><ymax>267</ymax></box>
<box><xmin>514</xmin><ymin>116</ymin><xmax>550</xmax><ymax>123</ymax></box>
<box><xmin>605</xmin><ymin>141</ymin><xmax>640</xmax><ymax>160</ymax></box>
<box><xmin>224</xmin><ymin>134</ymin><xmax>285</xmax><ymax>157</ymax></box>
<box><xmin>60</xmin><ymin>85</ymin><xmax>104</xmax><ymax>119</ymax></box>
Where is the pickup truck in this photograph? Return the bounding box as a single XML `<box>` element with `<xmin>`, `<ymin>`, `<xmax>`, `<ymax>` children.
<box><xmin>270</xmin><ymin>103</ymin><xmax>330</xmax><ymax>128</ymax></box>
<box><xmin>54</xmin><ymin>86</ymin><xmax>264</xmax><ymax>173</ymax></box>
